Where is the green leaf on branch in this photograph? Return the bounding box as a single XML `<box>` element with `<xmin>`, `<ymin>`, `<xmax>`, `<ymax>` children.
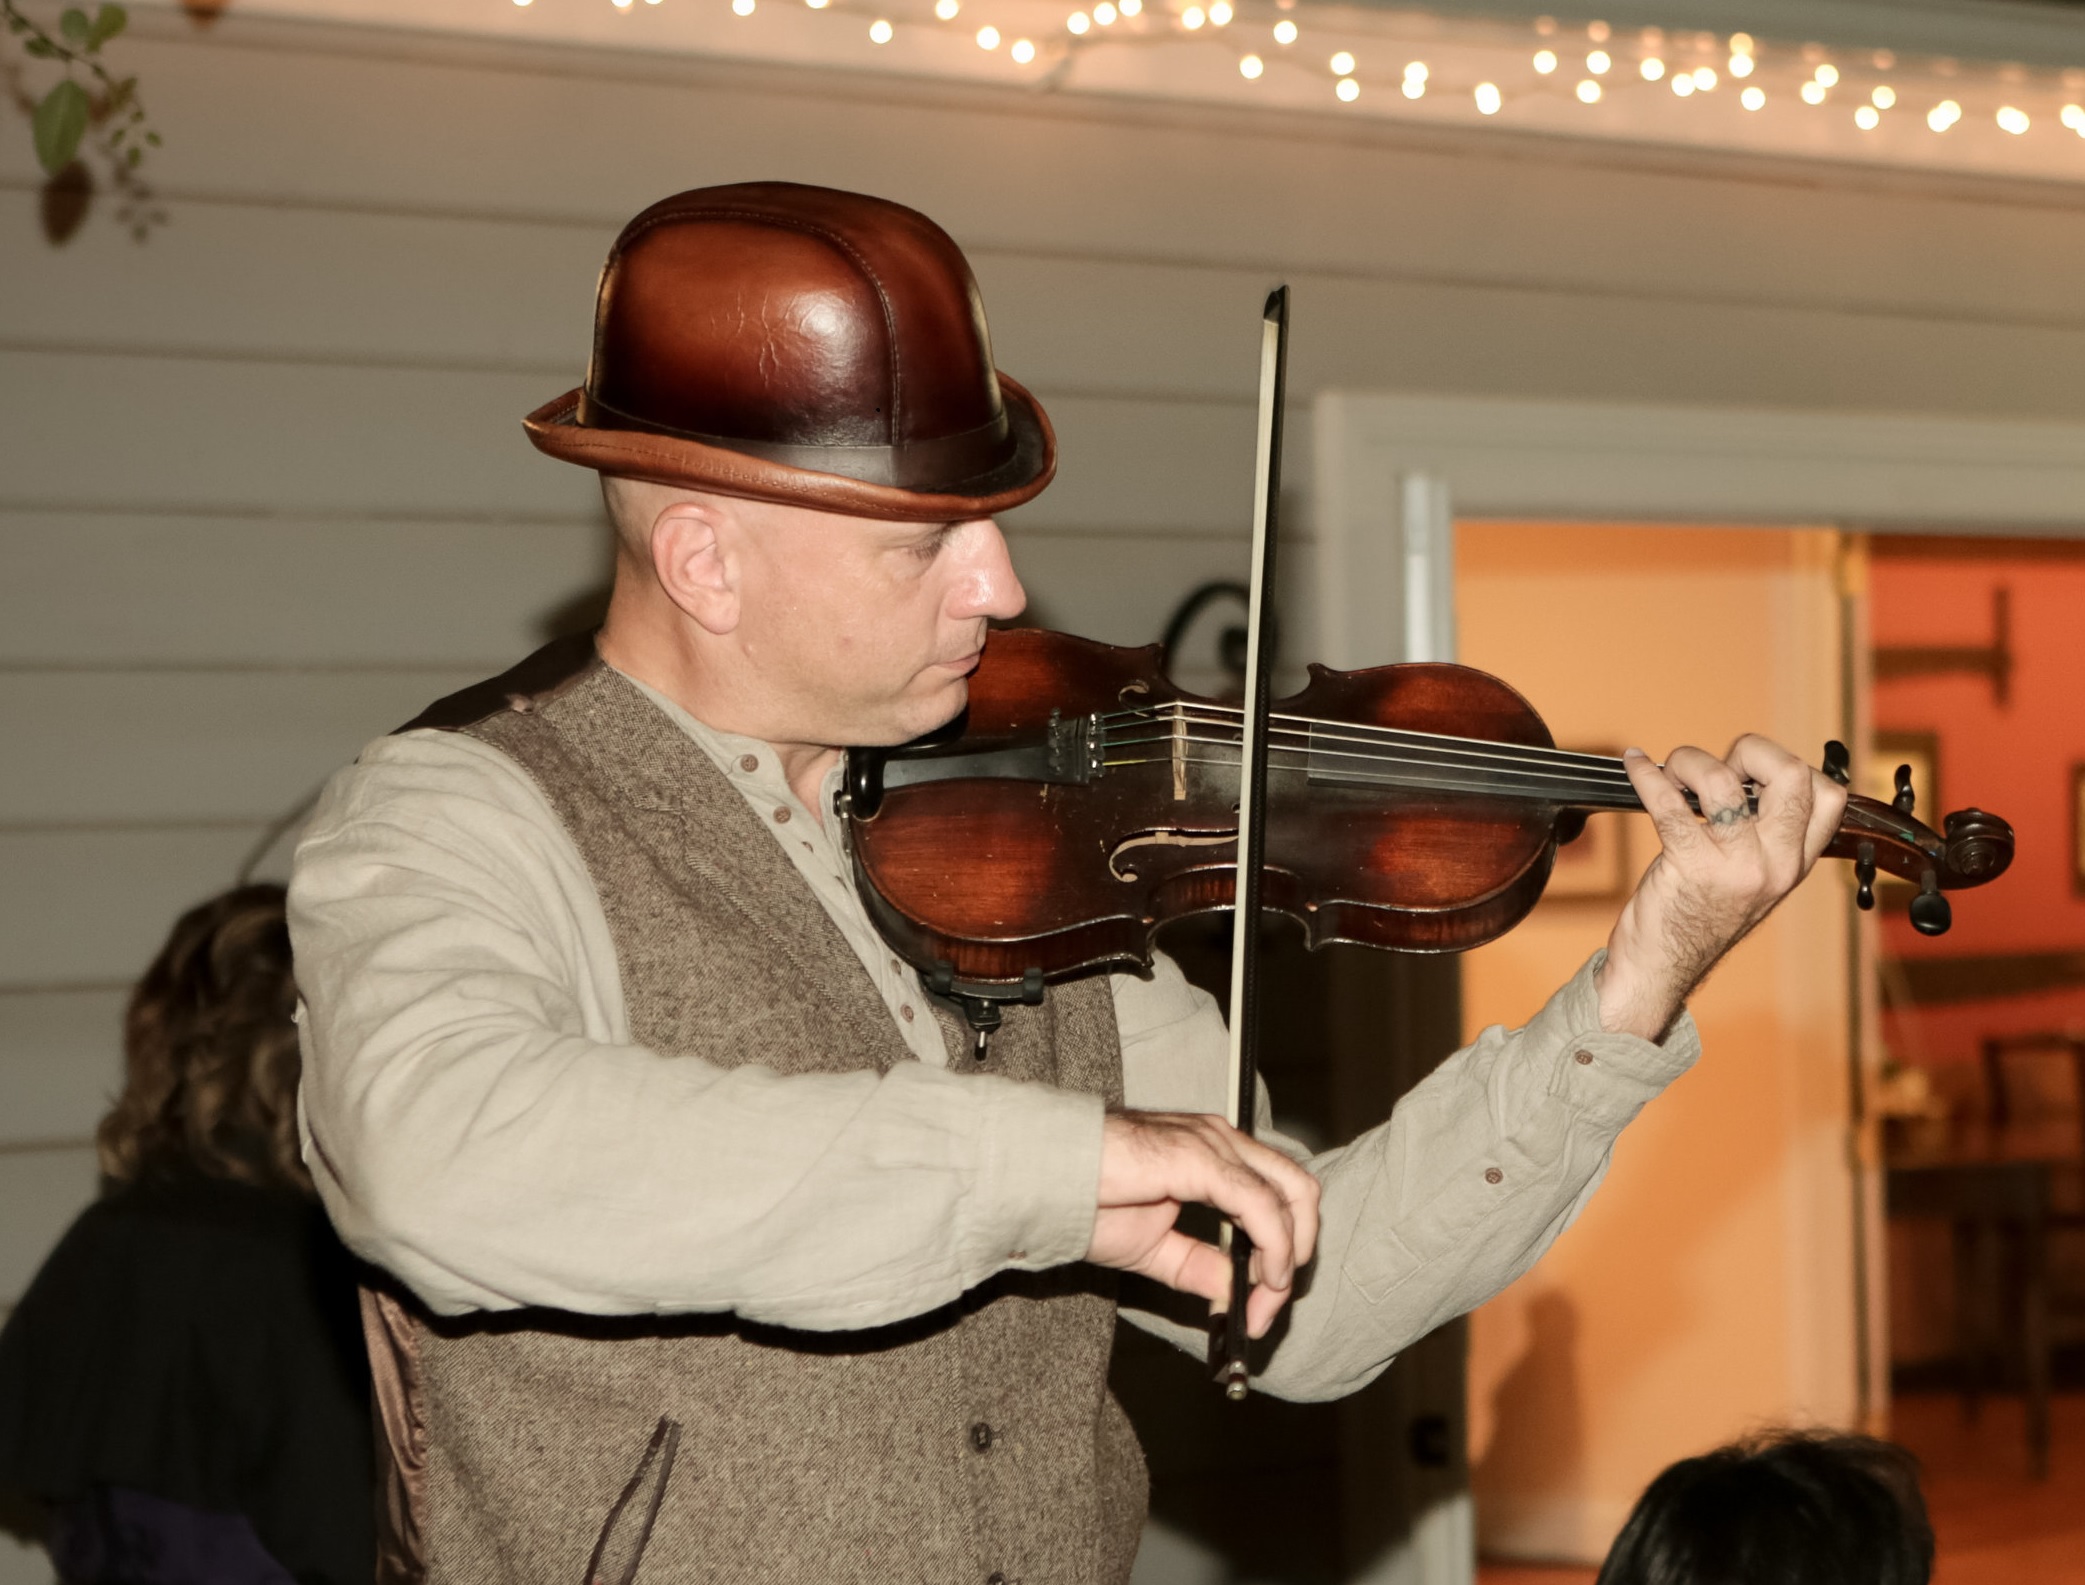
<box><xmin>33</xmin><ymin>79</ymin><xmax>91</xmax><ymax>175</ymax></box>
<box><xmin>23</xmin><ymin>34</ymin><xmax>55</xmax><ymax>56</ymax></box>
<box><xmin>87</xmin><ymin>4</ymin><xmax>126</xmax><ymax>49</ymax></box>
<box><xmin>60</xmin><ymin>7</ymin><xmax>89</xmax><ymax>42</ymax></box>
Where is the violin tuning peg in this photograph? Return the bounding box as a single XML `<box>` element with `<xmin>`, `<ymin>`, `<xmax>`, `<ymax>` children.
<box><xmin>1893</xmin><ymin>764</ymin><xmax>1916</xmax><ymax>816</ymax></box>
<box><xmin>1909</xmin><ymin>870</ymin><xmax>1952</xmax><ymax>937</ymax></box>
<box><xmin>1823</xmin><ymin>740</ymin><xmax>1852</xmax><ymax>787</ymax></box>
<box><xmin>1854</xmin><ymin>840</ymin><xmax>1877</xmax><ymax>912</ymax></box>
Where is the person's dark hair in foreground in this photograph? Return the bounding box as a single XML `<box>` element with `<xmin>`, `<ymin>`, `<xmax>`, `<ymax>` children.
<box><xmin>1596</xmin><ymin>1430</ymin><xmax>1934</xmax><ymax>1585</ymax></box>
<box><xmin>0</xmin><ymin>885</ymin><xmax>373</xmax><ymax>1585</ymax></box>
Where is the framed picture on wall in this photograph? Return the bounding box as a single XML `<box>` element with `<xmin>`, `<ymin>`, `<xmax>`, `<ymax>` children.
<box><xmin>1547</xmin><ymin>747</ymin><xmax>1637</xmax><ymax>902</ymax></box>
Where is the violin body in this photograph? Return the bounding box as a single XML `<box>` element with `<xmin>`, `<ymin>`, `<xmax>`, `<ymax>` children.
<box><xmin>844</xmin><ymin>628</ymin><xmax>2015</xmax><ymax>997</ymax></box>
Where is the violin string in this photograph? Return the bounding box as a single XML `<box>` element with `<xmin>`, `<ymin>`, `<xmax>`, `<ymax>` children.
<box><xmin>1096</xmin><ymin>729</ymin><xmax>1931</xmax><ymax>843</ymax></box>
<box><xmin>1099</xmin><ymin>717</ymin><xmax>1644</xmax><ymax>795</ymax></box>
<box><xmin>1100</xmin><ymin>700</ymin><xmax>1636</xmax><ymax>782</ymax></box>
<box><xmin>1099</xmin><ymin>741</ymin><xmax>1650</xmax><ymax>807</ymax></box>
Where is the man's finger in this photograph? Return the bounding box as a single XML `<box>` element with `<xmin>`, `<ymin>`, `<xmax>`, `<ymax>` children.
<box><xmin>1664</xmin><ymin>745</ymin><xmax>1751</xmax><ymax>835</ymax></box>
<box><xmin>1623</xmin><ymin>748</ymin><xmax>1706</xmax><ymax>856</ymax></box>
<box><xmin>1724</xmin><ymin>733</ymin><xmax>1816</xmax><ymax>860</ymax></box>
<box><xmin>1227</xmin><ymin>1133</ymin><xmax>1322</xmax><ymax>1272</ymax></box>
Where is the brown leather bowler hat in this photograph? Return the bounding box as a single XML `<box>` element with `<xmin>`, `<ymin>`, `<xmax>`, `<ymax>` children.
<box><xmin>525</xmin><ymin>182</ymin><xmax>1054</xmax><ymax>522</ymax></box>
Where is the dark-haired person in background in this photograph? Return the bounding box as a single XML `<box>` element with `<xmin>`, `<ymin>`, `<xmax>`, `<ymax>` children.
<box><xmin>1596</xmin><ymin>1430</ymin><xmax>1935</xmax><ymax>1585</ymax></box>
<box><xmin>0</xmin><ymin>885</ymin><xmax>373</xmax><ymax>1585</ymax></box>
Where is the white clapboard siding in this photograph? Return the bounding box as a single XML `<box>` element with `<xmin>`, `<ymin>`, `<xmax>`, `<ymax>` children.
<box><xmin>0</xmin><ymin>671</ymin><xmax>484</xmax><ymax>824</ymax></box>
<box><xmin>8</xmin><ymin>21</ymin><xmax>2080</xmax><ymax>338</ymax></box>
<box><xmin>0</xmin><ymin>991</ymin><xmax>125</xmax><ymax>1147</ymax></box>
<box><xmin>0</xmin><ymin>828</ymin><xmax>272</xmax><ymax>991</ymax></box>
<box><xmin>0</xmin><ymin>350</ymin><xmax>1265</xmax><ymax>536</ymax></box>
<box><xmin>14</xmin><ymin>189</ymin><xmax>2085</xmax><ymax>423</ymax></box>
<box><xmin>0</xmin><ymin>512</ymin><xmax>611</xmax><ymax>668</ymax></box>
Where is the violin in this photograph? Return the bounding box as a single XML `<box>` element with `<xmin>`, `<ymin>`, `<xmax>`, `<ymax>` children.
<box><xmin>839</xmin><ymin>287</ymin><xmax>2015</xmax><ymax>1400</ymax></box>
<box><xmin>840</xmin><ymin>627</ymin><xmax>2016</xmax><ymax>1018</ymax></box>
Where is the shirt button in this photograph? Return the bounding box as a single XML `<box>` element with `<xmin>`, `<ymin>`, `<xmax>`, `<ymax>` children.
<box><xmin>970</xmin><ymin>1422</ymin><xmax>995</xmax><ymax>1453</ymax></box>
<box><xmin>1484</xmin><ymin>1167</ymin><xmax>1504</xmax><ymax>1186</ymax></box>
<box><xmin>772</xmin><ymin>806</ymin><xmax>791</xmax><ymax>824</ymax></box>
<box><xmin>891</xmin><ymin>958</ymin><xmax>904</xmax><ymax>974</ymax></box>
<box><xmin>900</xmin><ymin>1004</ymin><xmax>916</xmax><ymax>1022</ymax></box>
<box><xmin>739</xmin><ymin>754</ymin><xmax>759</xmax><ymax>773</ymax></box>
<box><xmin>1574</xmin><ymin>1049</ymin><xmax>1594</xmax><ymax>1066</ymax></box>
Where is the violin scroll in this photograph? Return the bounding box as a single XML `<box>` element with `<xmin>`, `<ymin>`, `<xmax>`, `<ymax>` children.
<box><xmin>1820</xmin><ymin>742</ymin><xmax>2013</xmax><ymax>939</ymax></box>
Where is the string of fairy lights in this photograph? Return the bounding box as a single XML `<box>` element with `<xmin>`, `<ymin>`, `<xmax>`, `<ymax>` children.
<box><xmin>513</xmin><ymin>0</ymin><xmax>2085</xmax><ymax>145</ymax></box>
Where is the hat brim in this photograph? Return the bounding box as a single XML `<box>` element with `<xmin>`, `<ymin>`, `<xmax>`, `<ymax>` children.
<box><xmin>524</xmin><ymin>373</ymin><xmax>1056</xmax><ymax>523</ymax></box>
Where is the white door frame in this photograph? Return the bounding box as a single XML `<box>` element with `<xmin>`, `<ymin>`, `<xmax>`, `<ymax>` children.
<box><xmin>1308</xmin><ymin>389</ymin><xmax>2085</xmax><ymax>1585</ymax></box>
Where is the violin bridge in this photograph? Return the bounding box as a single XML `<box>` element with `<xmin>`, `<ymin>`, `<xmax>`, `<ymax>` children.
<box><xmin>1172</xmin><ymin>708</ymin><xmax>1188</xmax><ymax>801</ymax></box>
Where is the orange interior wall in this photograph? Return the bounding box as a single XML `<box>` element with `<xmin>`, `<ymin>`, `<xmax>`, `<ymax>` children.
<box><xmin>1459</xmin><ymin>522</ymin><xmax>1856</xmax><ymax>1563</ymax></box>
<box><xmin>1872</xmin><ymin>545</ymin><xmax>2085</xmax><ymax>1073</ymax></box>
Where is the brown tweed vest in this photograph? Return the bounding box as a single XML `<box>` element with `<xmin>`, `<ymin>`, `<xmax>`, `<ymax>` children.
<box><xmin>362</xmin><ymin>640</ymin><xmax>1146</xmax><ymax>1585</ymax></box>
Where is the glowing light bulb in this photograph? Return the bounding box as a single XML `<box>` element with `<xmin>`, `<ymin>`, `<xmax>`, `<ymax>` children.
<box><xmin>1067</xmin><ymin>11</ymin><xmax>1089</xmax><ymax>31</ymax></box>
<box><xmin>1181</xmin><ymin>6</ymin><xmax>1204</xmax><ymax>28</ymax></box>
<box><xmin>807</xmin><ymin>0</ymin><xmax>830</xmax><ymax>8</ymax></box>
<box><xmin>1120</xmin><ymin>0</ymin><xmax>1140</xmax><ymax>14</ymax></box>
<box><xmin>1855</xmin><ymin>105</ymin><xmax>1879</xmax><ymax>130</ymax></box>
<box><xmin>1866</xmin><ymin>86</ymin><xmax>1892</xmax><ymax>111</ymax></box>
<box><xmin>1335</xmin><ymin>75</ymin><xmax>1359</xmax><ymax>101</ymax></box>
<box><xmin>1404</xmin><ymin>60</ymin><xmax>1428</xmax><ymax>81</ymax></box>
<box><xmin>1672</xmin><ymin>74</ymin><xmax>1694</xmax><ymax>98</ymax></box>
<box><xmin>1533</xmin><ymin>49</ymin><xmax>1557</xmax><ymax>74</ymax></box>
<box><xmin>1011</xmin><ymin>36</ymin><xmax>1035</xmax><ymax>60</ymax></box>
<box><xmin>1691</xmin><ymin>66</ymin><xmax>1716</xmax><ymax>90</ymax></box>
<box><xmin>1997</xmin><ymin>105</ymin><xmax>2029</xmax><ymax>134</ymax></box>
<box><xmin>1728</xmin><ymin>53</ymin><xmax>1753</xmax><ymax>78</ymax></box>
<box><xmin>1209</xmin><ymin>0</ymin><xmax>1231</xmax><ymax>22</ymax></box>
<box><xmin>1927</xmin><ymin>99</ymin><xmax>1960</xmax><ymax>131</ymax></box>
<box><xmin>1273</xmin><ymin>19</ymin><xmax>1296</xmax><ymax>43</ymax></box>
<box><xmin>1740</xmin><ymin>85</ymin><xmax>1764</xmax><ymax>110</ymax></box>
<box><xmin>870</xmin><ymin>18</ymin><xmax>894</xmax><ymax>40</ymax></box>
<box><xmin>1801</xmin><ymin>80</ymin><xmax>1827</xmax><ymax>104</ymax></box>
<box><xmin>2062</xmin><ymin>103</ymin><xmax>2085</xmax><ymax>130</ymax></box>
<box><xmin>1093</xmin><ymin>3</ymin><xmax>1115</xmax><ymax>23</ymax></box>
<box><xmin>1586</xmin><ymin>49</ymin><xmax>1610</xmax><ymax>74</ymax></box>
<box><xmin>513</xmin><ymin>0</ymin><xmax>532</xmax><ymax>8</ymax></box>
<box><xmin>935</xmin><ymin>0</ymin><xmax>959</xmax><ymax>17</ymax></box>
<box><xmin>1474</xmin><ymin>81</ymin><xmax>1502</xmax><ymax>114</ymax></box>
<box><xmin>1639</xmin><ymin>57</ymin><xmax>1665</xmax><ymax>81</ymax></box>
<box><xmin>1729</xmin><ymin>32</ymin><xmax>1754</xmax><ymax>53</ymax></box>
<box><xmin>1329</xmin><ymin>50</ymin><xmax>1354</xmax><ymax>75</ymax></box>
<box><xmin>611</xmin><ymin>0</ymin><xmax>633</xmax><ymax>10</ymax></box>
<box><xmin>1239</xmin><ymin>52</ymin><xmax>1262</xmax><ymax>77</ymax></box>
<box><xmin>731</xmin><ymin>0</ymin><xmax>754</xmax><ymax>14</ymax></box>
<box><xmin>1814</xmin><ymin>63</ymin><xmax>1839</xmax><ymax>86</ymax></box>
<box><xmin>1575</xmin><ymin>78</ymin><xmax>1601</xmax><ymax>103</ymax></box>
<box><xmin>1402</xmin><ymin>76</ymin><xmax>1423</xmax><ymax>98</ymax></box>
<box><xmin>976</xmin><ymin>23</ymin><xmax>999</xmax><ymax>47</ymax></box>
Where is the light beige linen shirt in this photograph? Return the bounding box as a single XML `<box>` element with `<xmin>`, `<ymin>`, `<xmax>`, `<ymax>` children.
<box><xmin>290</xmin><ymin>673</ymin><xmax>1700</xmax><ymax>1401</ymax></box>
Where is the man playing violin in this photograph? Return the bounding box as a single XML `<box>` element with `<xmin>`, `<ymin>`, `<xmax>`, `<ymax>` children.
<box><xmin>289</xmin><ymin>183</ymin><xmax>1848</xmax><ymax>1585</ymax></box>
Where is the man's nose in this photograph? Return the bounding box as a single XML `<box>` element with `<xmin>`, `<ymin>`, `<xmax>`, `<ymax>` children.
<box><xmin>949</xmin><ymin>519</ymin><xmax>1027</xmax><ymax>622</ymax></box>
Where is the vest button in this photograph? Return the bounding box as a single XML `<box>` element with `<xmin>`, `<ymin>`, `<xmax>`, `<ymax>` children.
<box><xmin>739</xmin><ymin>754</ymin><xmax>759</xmax><ymax>773</ymax></box>
<box><xmin>1484</xmin><ymin>1167</ymin><xmax>1504</xmax><ymax>1185</ymax></box>
<box><xmin>1573</xmin><ymin>1049</ymin><xmax>1594</xmax><ymax>1066</ymax></box>
<box><xmin>987</xmin><ymin>1574</ymin><xmax>1007</xmax><ymax>1584</ymax></box>
<box><xmin>970</xmin><ymin>1421</ymin><xmax>994</xmax><ymax>1452</ymax></box>
<box><xmin>901</xmin><ymin>1004</ymin><xmax>916</xmax><ymax>1022</ymax></box>
<box><xmin>772</xmin><ymin>806</ymin><xmax>792</xmax><ymax>824</ymax></box>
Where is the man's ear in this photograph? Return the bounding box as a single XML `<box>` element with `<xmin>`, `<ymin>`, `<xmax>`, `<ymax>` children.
<box><xmin>650</xmin><ymin>499</ymin><xmax>739</xmax><ymax>635</ymax></box>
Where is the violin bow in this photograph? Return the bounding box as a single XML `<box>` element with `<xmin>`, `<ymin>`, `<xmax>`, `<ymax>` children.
<box><xmin>1212</xmin><ymin>285</ymin><xmax>1291</xmax><ymax>1400</ymax></box>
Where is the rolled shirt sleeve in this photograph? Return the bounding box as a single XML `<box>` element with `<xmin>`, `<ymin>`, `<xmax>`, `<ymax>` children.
<box><xmin>1111</xmin><ymin>948</ymin><xmax>1699</xmax><ymax>1402</ymax></box>
<box><xmin>289</xmin><ymin>731</ymin><xmax>1103</xmax><ymax>1330</ymax></box>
